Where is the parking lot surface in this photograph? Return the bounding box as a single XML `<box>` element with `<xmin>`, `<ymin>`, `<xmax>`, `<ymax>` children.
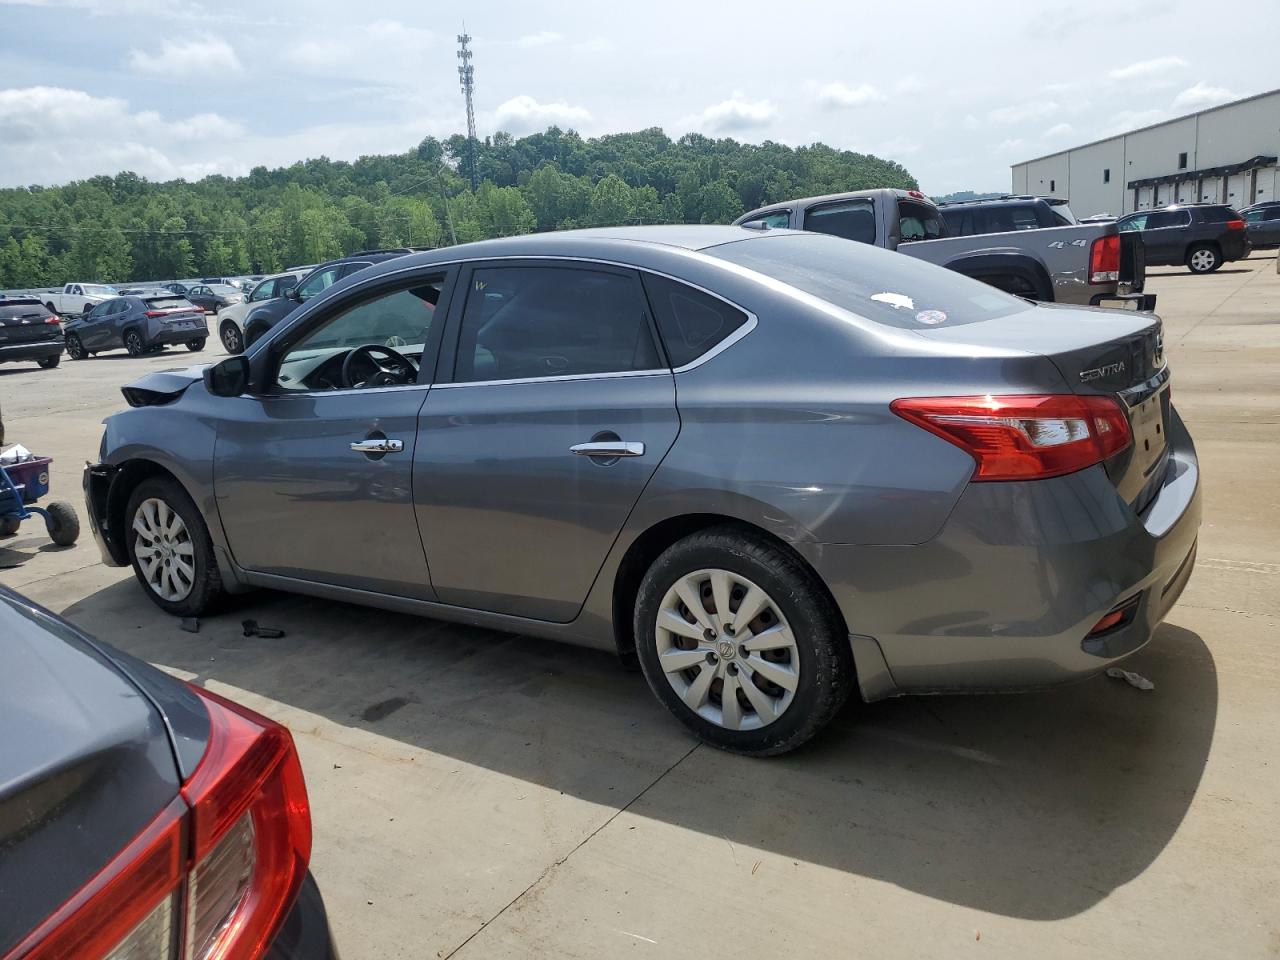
<box><xmin>3</xmin><ymin>255</ymin><xmax>1278</xmax><ymax>958</ymax></box>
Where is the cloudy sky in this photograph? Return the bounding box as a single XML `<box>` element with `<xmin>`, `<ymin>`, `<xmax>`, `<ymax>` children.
<box><xmin>1</xmin><ymin>0</ymin><xmax>1276</xmax><ymax>193</ymax></box>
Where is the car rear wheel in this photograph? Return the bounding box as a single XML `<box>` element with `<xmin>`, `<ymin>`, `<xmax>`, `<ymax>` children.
<box><xmin>37</xmin><ymin>355</ymin><xmax>61</xmax><ymax>369</ymax></box>
<box><xmin>65</xmin><ymin>334</ymin><xmax>87</xmax><ymax>360</ymax></box>
<box><xmin>1187</xmin><ymin>244</ymin><xmax>1222</xmax><ymax>273</ymax></box>
<box><xmin>124</xmin><ymin>329</ymin><xmax>146</xmax><ymax>357</ymax></box>
<box><xmin>634</xmin><ymin>527</ymin><xmax>853</xmax><ymax>756</ymax></box>
<box><xmin>220</xmin><ymin>321</ymin><xmax>243</xmax><ymax>354</ymax></box>
<box><xmin>125</xmin><ymin>477</ymin><xmax>224</xmax><ymax>617</ymax></box>
<box><xmin>186</xmin><ymin>337</ymin><xmax>206</xmax><ymax>352</ymax></box>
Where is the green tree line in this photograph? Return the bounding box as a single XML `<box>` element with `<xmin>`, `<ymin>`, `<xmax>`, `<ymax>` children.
<box><xmin>0</xmin><ymin>127</ymin><xmax>916</xmax><ymax>289</ymax></box>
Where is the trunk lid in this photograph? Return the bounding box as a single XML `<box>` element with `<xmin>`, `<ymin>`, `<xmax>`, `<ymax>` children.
<box><xmin>0</xmin><ymin>591</ymin><xmax>182</xmax><ymax>955</ymax></box>
<box><xmin>912</xmin><ymin>303</ymin><xmax>1169</xmax><ymax>506</ymax></box>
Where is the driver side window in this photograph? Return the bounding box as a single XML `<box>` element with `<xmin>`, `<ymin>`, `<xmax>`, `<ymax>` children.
<box><xmin>275</xmin><ymin>277</ymin><xmax>446</xmax><ymax>393</ymax></box>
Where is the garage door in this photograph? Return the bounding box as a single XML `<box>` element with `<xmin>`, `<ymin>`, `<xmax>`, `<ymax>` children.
<box><xmin>1226</xmin><ymin>173</ymin><xmax>1248</xmax><ymax>209</ymax></box>
<box><xmin>1253</xmin><ymin>166</ymin><xmax>1276</xmax><ymax>205</ymax></box>
<box><xmin>1137</xmin><ymin>186</ymin><xmax>1155</xmax><ymax>210</ymax></box>
<box><xmin>1199</xmin><ymin>177</ymin><xmax>1222</xmax><ymax>203</ymax></box>
<box><xmin>1155</xmin><ymin>183</ymin><xmax>1173</xmax><ymax>206</ymax></box>
<box><xmin>1175</xmin><ymin>180</ymin><xmax>1197</xmax><ymax>204</ymax></box>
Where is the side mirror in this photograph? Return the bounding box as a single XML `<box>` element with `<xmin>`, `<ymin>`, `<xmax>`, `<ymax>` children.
<box><xmin>203</xmin><ymin>355</ymin><xmax>250</xmax><ymax>397</ymax></box>
<box><xmin>284</xmin><ymin>285</ymin><xmax>301</xmax><ymax>302</ymax></box>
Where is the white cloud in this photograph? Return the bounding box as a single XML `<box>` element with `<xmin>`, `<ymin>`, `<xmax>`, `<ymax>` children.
<box><xmin>988</xmin><ymin>101</ymin><xmax>1059</xmax><ymax>124</ymax></box>
<box><xmin>573</xmin><ymin>37</ymin><xmax>615</xmax><ymax>54</ymax></box>
<box><xmin>0</xmin><ymin>86</ymin><xmax>244</xmax><ymax>184</ymax></box>
<box><xmin>515</xmin><ymin>31</ymin><xmax>563</xmax><ymax>48</ymax></box>
<box><xmin>128</xmin><ymin>38</ymin><xmax>241</xmax><ymax>75</ymax></box>
<box><xmin>1042</xmin><ymin>122</ymin><xmax>1074</xmax><ymax>139</ymax></box>
<box><xmin>1109</xmin><ymin>56</ymin><xmax>1187</xmax><ymax>81</ymax></box>
<box><xmin>0</xmin><ymin>0</ymin><xmax>202</xmax><ymax>13</ymax></box>
<box><xmin>962</xmin><ymin>114</ymin><xmax>980</xmax><ymax>131</ymax></box>
<box><xmin>284</xmin><ymin>20</ymin><xmax>435</xmax><ymax>83</ymax></box>
<box><xmin>689</xmin><ymin>95</ymin><xmax>778</xmax><ymax>132</ymax></box>
<box><xmin>817</xmin><ymin>82</ymin><xmax>887</xmax><ymax>108</ymax></box>
<box><xmin>894</xmin><ymin>76</ymin><xmax>926</xmax><ymax>95</ymax></box>
<box><xmin>1172</xmin><ymin>82</ymin><xmax>1237</xmax><ymax>111</ymax></box>
<box><xmin>873</xmin><ymin>136</ymin><xmax>921</xmax><ymax>157</ymax></box>
<box><xmin>492</xmin><ymin>95</ymin><xmax>591</xmax><ymax>134</ymax></box>
<box><xmin>994</xmin><ymin>138</ymin><xmax>1026</xmax><ymax>155</ymax></box>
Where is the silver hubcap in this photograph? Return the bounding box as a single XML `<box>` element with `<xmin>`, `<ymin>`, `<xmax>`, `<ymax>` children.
<box><xmin>223</xmin><ymin>326</ymin><xmax>240</xmax><ymax>349</ymax></box>
<box><xmin>655</xmin><ymin>569</ymin><xmax>799</xmax><ymax>731</ymax></box>
<box><xmin>133</xmin><ymin>498</ymin><xmax>196</xmax><ymax>602</ymax></box>
<box><xmin>1191</xmin><ymin>250</ymin><xmax>1215</xmax><ymax>270</ymax></box>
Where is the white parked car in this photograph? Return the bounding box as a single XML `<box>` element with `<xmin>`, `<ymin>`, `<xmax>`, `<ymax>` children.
<box><xmin>42</xmin><ymin>283</ymin><xmax>118</xmax><ymax>317</ymax></box>
<box><xmin>215</xmin><ymin>271</ymin><xmax>303</xmax><ymax>354</ymax></box>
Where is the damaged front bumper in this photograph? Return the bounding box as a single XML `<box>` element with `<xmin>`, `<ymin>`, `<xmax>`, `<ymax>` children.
<box><xmin>83</xmin><ymin>461</ymin><xmax>127</xmax><ymax>567</ymax></box>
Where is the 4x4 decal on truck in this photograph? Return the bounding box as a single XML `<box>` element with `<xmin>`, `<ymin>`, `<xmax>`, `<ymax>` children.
<box><xmin>1048</xmin><ymin>239</ymin><xmax>1089</xmax><ymax>248</ymax></box>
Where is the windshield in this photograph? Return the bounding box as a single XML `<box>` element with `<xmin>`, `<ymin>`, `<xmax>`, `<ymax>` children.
<box><xmin>708</xmin><ymin>233</ymin><xmax>1029</xmax><ymax>329</ymax></box>
<box><xmin>84</xmin><ymin>285</ymin><xmax>117</xmax><ymax>296</ymax></box>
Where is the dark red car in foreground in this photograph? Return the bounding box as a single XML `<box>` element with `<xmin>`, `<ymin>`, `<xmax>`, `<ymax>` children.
<box><xmin>0</xmin><ymin>586</ymin><xmax>338</xmax><ymax>960</ymax></box>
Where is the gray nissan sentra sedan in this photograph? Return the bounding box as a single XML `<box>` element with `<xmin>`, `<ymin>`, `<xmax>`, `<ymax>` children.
<box><xmin>84</xmin><ymin>226</ymin><xmax>1200</xmax><ymax>755</ymax></box>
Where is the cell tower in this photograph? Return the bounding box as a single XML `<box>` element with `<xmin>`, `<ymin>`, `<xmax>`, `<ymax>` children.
<box><xmin>457</xmin><ymin>29</ymin><xmax>478</xmax><ymax>190</ymax></box>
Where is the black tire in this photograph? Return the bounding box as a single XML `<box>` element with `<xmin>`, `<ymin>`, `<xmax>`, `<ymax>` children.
<box><xmin>1187</xmin><ymin>243</ymin><xmax>1222</xmax><ymax>274</ymax></box>
<box><xmin>44</xmin><ymin>501</ymin><xmax>79</xmax><ymax>546</ymax></box>
<box><xmin>220</xmin><ymin>321</ymin><xmax>244</xmax><ymax>354</ymax></box>
<box><xmin>37</xmin><ymin>355</ymin><xmax>61</xmax><ymax>369</ymax></box>
<box><xmin>186</xmin><ymin>337</ymin><xmax>206</xmax><ymax>352</ymax></box>
<box><xmin>634</xmin><ymin>526</ymin><xmax>853</xmax><ymax>756</ymax></box>
<box><xmin>0</xmin><ymin>516</ymin><xmax>20</xmax><ymax>537</ymax></box>
<box><xmin>124</xmin><ymin>477</ymin><xmax>224</xmax><ymax>617</ymax></box>
<box><xmin>65</xmin><ymin>334</ymin><xmax>87</xmax><ymax>360</ymax></box>
<box><xmin>124</xmin><ymin>328</ymin><xmax>146</xmax><ymax>357</ymax></box>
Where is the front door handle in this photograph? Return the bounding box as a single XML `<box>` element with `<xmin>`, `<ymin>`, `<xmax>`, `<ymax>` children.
<box><xmin>350</xmin><ymin>438</ymin><xmax>404</xmax><ymax>454</ymax></box>
<box><xmin>570</xmin><ymin>441</ymin><xmax>645</xmax><ymax>458</ymax></box>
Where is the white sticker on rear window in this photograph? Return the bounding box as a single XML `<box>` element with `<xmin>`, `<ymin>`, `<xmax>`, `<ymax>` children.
<box><xmin>871</xmin><ymin>292</ymin><xmax>914</xmax><ymax>310</ymax></box>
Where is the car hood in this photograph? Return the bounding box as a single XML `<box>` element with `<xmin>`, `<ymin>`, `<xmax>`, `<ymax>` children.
<box><xmin>0</xmin><ymin>590</ymin><xmax>181</xmax><ymax>954</ymax></box>
<box><xmin>120</xmin><ymin>365</ymin><xmax>206</xmax><ymax>407</ymax></box>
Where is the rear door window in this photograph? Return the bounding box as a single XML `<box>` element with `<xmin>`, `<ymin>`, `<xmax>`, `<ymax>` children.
<box><xmin>803</xmin><ymin>198</ymin><xmax>877</xmax><ymax>244</ymax></box>
<box><xmin>453</xmin><ymin>264</ymin><xmax>661</xmax><ymax>383</ymax></box>
<box><xmin>896</xmin><ymin>200</ymin><xmax>945</xmax><ymax>242</ymax></box>
<box><xmin>338</xmin><ymin>261</ymin><xmax>374</xmax><ymax>280</ymax></box>
<box><xmin>641</xmin><ymin>274</ymin><xmax>750</xmax><ymax>368</ymax></box>
<box><xmin>741</xmin><ymin>210</ymin><xmax>792</xmax><ymax>229</ymax></box>
<box><xmin>297</xmin><ymin>266</ymin><xmax>341</xmax><ymax>302</ymax></box>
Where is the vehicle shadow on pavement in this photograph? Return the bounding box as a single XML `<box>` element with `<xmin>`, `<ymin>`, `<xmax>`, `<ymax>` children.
<box><xmin>62</xmin><ymin>580</ymin><xmax>1216</xmax><ymax>922</ymax></box>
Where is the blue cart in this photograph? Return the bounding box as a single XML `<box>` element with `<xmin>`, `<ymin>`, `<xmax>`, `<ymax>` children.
<box><xmin>0</xmin><ymin>453</ymin><xmax>80</xmax><ymax>546</ymax></box>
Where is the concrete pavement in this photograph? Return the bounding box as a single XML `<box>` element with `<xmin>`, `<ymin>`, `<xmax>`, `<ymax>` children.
<box><xmin>3</xmin><ymin>254</ymin><xmax>1278</xmax><ymax>958</ymax></box>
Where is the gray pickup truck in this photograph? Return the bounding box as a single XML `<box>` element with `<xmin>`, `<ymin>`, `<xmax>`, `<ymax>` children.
<box><xmin>734</xmin><ymin>189</ymin><xmax>1153</xmax><ymax>310</ymax></box>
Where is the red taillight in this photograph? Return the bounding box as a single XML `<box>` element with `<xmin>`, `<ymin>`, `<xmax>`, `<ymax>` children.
<box><xmin>891</xmin><ymin>394</ymin><xmax>1132</xmax><ymax>481</ymax></box>
<box><xmin>1226</xmin><ymin>219</ymin><xmax>1245</xmax><ymax>230</ymax></box>
<box><xmin>4</xmin><ymin>688</ymin><xmax>311</xmax><ymax>960</ymax></box>
<box><xmin>1089</xmin><ymin>233</ymin><xmax>1121</xmax><ymax>284</ymax></box>
<box><xmin>43</xmin><ymin>315</ymin><xmax>61</xmax><ymax>325</ymax></box>
<box><xmin>180</xmin><ymin>686</ymin><xmax>311</xmax><ymax>960</ymax></box>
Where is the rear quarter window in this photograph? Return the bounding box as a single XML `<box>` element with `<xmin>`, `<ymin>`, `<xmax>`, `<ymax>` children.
<box><xmin>641</xmin><ymin>274</ymin><xmax>750</xmax><ymax>367</ymax></box>
<box><xmin>709</xmin><ymin>233</ymin><xmax>1028</xmax><ymax>330</ymax></box>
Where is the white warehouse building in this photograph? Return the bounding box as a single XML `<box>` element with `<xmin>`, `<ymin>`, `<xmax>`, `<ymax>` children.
<box><xmin>1011</xmin><ymin>88</ymin><xmax>1279</xmax><ymax>217</ymax></box>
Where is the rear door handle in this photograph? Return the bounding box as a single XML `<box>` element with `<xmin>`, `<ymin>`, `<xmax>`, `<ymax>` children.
<box><xmin>350</xmin><ymin>438</ymin><xmax>404</xmax><ymax>454</ymax></box>
<box><xmin>570</xmin><ymin>441</ymin><xmax>645</xmax><ymax>458</ymax></box>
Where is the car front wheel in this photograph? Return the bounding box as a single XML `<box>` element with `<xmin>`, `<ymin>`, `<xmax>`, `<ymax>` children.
<box><xmin>1187</xmin><ymin>244</ymin><xmax>1222</xmax><ymax>273</ymax></box>
<box><xmin>634</xmin><ymin>527</ymin><xmax>853</xmax><ymax>756</ymax></box>
<box><xmin>220</xmin><ymin>320</ymin><xmax>243</xmax><ymax>354</ymax></box>
<box><xmin>65</xmin><ymin>334</ymin><xmax>87</xmax><ymax>360</ymax></box>
<box><xmin>125</xmin><ymin>477</ymin><xmax>224</xmax><ymax>616</ymax></box>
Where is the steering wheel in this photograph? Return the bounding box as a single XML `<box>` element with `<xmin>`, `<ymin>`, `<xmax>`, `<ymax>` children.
<box><xmin>341</xmin><ymin>343</ymin><xmax>417</xmax><ymax>389</ymax></box>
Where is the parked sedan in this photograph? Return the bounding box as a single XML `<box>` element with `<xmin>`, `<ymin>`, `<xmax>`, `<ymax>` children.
<box><xmin>64</xmin><ymin>294</ymin><xmax>208</xmax><ymax>358</ymax></box>
<box><xmin>84</xmin><ymin>226</ymin><xmax>1200</xmax><ymax>756</ymax></box>
<box><xmin>0</xmin><ymin>297</ymin><xmax>64</xmax><ymax>369</ymax></box>
<box><xmin>183</xmin><ymin>283</ymin><xmax>243</xmax><ymax>314</ymax></box>
<box><xmin>218</xmin><ymin>271</ymin><xmax>304</xmax><ymax>354</ymax></box>
<box><xmin>1117</xmin><ymin>204</ymin><xmax>1250</xmax><ymax>273</ymax></box>
<box><xmin>0</xmin><ymin>586</ymin><xmax>338</xmax><ymax>959</ymax></box>
<box><xmin>1242</xmin><ymin>201</ymin><xmax>1280</xmax><ymax>248</ymax></box>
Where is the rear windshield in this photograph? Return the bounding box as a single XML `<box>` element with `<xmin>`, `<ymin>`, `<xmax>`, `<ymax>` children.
<box><xmin>0</xmin><ymin>299</ymin><xmax>51</xmax><ymax>320</ymax></box>
<box><xmin>708</xmin><ymin>233</ymin><xmax>1029</xmax><ymax>330</ymax></box>
<box><xmin>144</xmin><ymin>297</ymin><xmax>195</xmax><ymax>310</ymax></box>
<box><xmin>83</xmin><ymin>285</ymin><xmax>117</xmax><ymax>296</ymax></box>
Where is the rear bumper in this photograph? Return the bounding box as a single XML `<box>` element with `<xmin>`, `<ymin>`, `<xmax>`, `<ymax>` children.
<box><xmin>1090</xmin><ymin>292</ymin><xmax>1157</xmax><ymax>312</ymax></box>
<box><xmin>266</xmin><ymin>872</ymin><xmax>340</xmax><ymax>960</ymax></box>
<box><xmin>801</xmin><ymin>408</ymin><xmax>1201</xmax><ymax>701</ymax></box>
<box><xmin>143</xmin><ymin>318</ymin><xmax>208</xmax><ymax>346</ymax></box>
<box><xmin>0</xmin><ymin>339</ymin><xmax>62</xmax><ymax>362</ymax></box>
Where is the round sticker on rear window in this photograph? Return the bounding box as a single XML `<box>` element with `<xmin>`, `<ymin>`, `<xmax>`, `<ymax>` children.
<box><xmin>915</xmin><ymin>309</ymin><xmax>947</xmax><ymax>325</ymax></box>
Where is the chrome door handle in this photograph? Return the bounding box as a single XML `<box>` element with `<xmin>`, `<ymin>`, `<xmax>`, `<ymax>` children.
<box><xmin>570</xmin><ymin>441</ymin><xmax>645</xmax><ymax>457</ymax></box>
<box><xmin>350</xmin><ymin>438</ymin><xmax>404</xmax><ymax>454</ymax></box>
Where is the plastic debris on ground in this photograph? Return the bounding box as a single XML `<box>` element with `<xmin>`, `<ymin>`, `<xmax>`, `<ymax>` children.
<box><xmin>1106</xmin><ymin>667</ymin><xmax>1154</xmax><ymax>690</ymax></box>
<box><xmin>242</xmin><ymin>618</ymin><xmax>285</xmax><ymax>639</ymax></box>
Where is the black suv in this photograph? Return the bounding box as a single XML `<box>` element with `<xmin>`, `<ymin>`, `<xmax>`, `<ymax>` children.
<box><xmin>937</xmin><ymin>195</ymin><xmax>1077</xmax><ymax>236</ymax></box>
<box><xmin>1242</xmin><ymin>201</ymin><xmax>1280</xmax><ymax>249</ymax></box>
<box><xmin>243</xmin><ymin>249</ymin><xmax>416</xmax><ymax>347</ymax></box>
<box><xmin>1116</xmin><ymin>204</ymin><xmax>1250</xmax><ymax>273</ymax></box>
<box><xmin>0</xmin><ymin>297</ymin><xmax>64</xmax><ymax>370</ymax></box>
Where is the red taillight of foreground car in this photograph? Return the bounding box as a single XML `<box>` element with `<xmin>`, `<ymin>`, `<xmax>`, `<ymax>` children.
<box><xmin>2</xmin><ymin>688</ymin><xmax>311</xmax><ymax>960</ymax></box>
<box><xmin>1089</xmin><ymin>233</ymin><xmax>1121</xmax><ymax>283</ymax></box>
<box><xmin>891</xmin><ymin>394</ymin><xmax>1132</xmax><ymax>481</ymax></box>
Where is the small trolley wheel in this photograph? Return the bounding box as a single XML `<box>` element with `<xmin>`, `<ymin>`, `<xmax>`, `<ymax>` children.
<box><xmin>0</xmin><ymin>515</ymin><xmax>20</xmax><ymax>538</ymax></box>
<box><xmin>44</xmin><ymin>501</ymin><xmax>80</xmax><ymax>546</ymax></box>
